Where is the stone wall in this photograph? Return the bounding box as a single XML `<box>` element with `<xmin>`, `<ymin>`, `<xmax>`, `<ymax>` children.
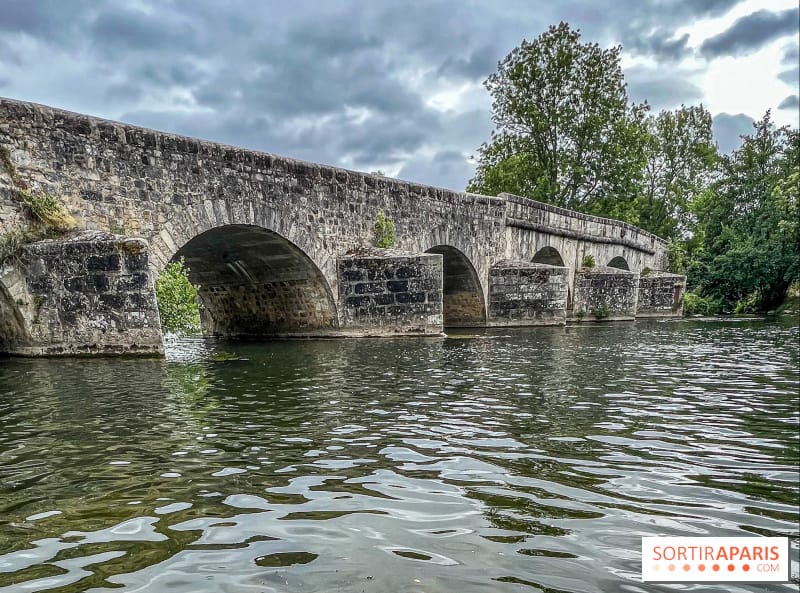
<box><xmin>637</xmin><ymin>272</ymin><xmax>686</xmax><ymax>317</ymax></box>
<box><xmin>572</xmin><ymin>267</ymin><xmax>639</xmax><ymax>322</ymax></box>
<box><xmin>337</xmin><ymin>249</ymin><xmax>443</xmax><ymax>335</ymax></box>
<box><xmin>488</xmin><ymin>260</ymin><xmax>568</xmax><ymax>326</ymax></box>
<box><xmin>0</xmin><ymin>231</ymin><xmax>163</xmax><ymax>355</ymax></box>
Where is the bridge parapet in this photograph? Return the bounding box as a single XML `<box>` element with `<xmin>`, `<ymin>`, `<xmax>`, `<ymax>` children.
<box><xmin>502</xmin><ymin>192</ymin><xmax>668</xmax><ymax>264</ymax></box>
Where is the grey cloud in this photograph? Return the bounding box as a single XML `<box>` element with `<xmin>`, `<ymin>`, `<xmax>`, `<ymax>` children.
<box><xmin>89</xmin><ymin>7</ymin><xmax>202</xmax><ymax>55</ymax></box>
<box><xmin>779</xmin><ymin>43</ymin><xmax>799</xmax><ymax>86</ymax></box>
<box><xmin>700</xmin><ymin>8</ymin><xmax>799</xmax><ymax>58</ymax></box>
<box><xmin>778</xmin><ymin>95</ymin><xmax>799</xmax><ymax>110</ymax></box>
<box><xmin>437</xmin><ymin>46</ymin><xmax>499</xmax><ymax>80</ymax></box>
<box><xmin>779</xmin><ymin>66</ymin><xmax>799</xmax><ymax>86</ymax></box>
<box><xmin>0</xmin><ymin>0</ymin><xmax>791</xmax><ymax>190</ymax></box>
<box><xmin>783</xmin><ymin>42</ymin><xmax>799</xmax><ymax>65</ymax></box>
<box><xmin>712</xmin><ymin>113</ymin><xmax>753</xmax><ymax>154</ymax></box>
<box><xmin>625</xmin><ymin>65</ymin><xmax>703</xmax><ymax>109</ymax></box>
<box><xmin>623</xmin><ymin>30</ymin><xmax>690</xmax><ymax>61</ymax></box>
<box><xmin>397</xmin><ymin>150</ymin><xmax>475</xmax><ymax>191</ymax></box>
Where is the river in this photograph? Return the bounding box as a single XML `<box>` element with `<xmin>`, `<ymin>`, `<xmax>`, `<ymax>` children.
<box><xmin>0</xmin><ymin>318</ymin><xmax>798</xmax><ymax>592</ymax></box>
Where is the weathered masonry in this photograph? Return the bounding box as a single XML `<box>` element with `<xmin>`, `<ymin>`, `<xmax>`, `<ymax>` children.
<box><xmin>0</xmin><ymin>98</ymin><xmax>685</xmax><ymax>356</ymax></box>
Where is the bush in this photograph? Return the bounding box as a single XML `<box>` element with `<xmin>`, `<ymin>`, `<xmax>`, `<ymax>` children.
<box><xmin>156</xmin><ymin>258</ymin><xmax>201</xmax><ymax>335</ymax></box>
<box><xmin>591</xmin><ymin>304</ymin><xmax>610</xmax><ymax>319</ymax></box>
<box><xmin>374</xmin><ymin>209</ymin><xmax>396</xmax><ymax>248</ymax></box>
<box><xmin>17</xmin><ymin>188</ymin><xmax>76</xmax><ymax>231</ymax></box>
<box><xmin>582</xmin><ymin>254</ymin><xmax>596</xmax><ymax>268</ymax></box>
<box><xmin>641</xmin><ymin>267</ymin><xmax>652</xmax><ymax>277</ymax></box>
<box><xmin>682</xmin><ymin>291</ymin><xmax>724</xmax><ymax>316</ymax></box>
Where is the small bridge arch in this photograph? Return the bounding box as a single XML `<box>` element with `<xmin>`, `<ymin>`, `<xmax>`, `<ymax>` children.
<box><xmin>425</xmin><ymin>245</ymin><xmax>486</xmax><ymax>327</ymax></box>
<box><xmin>532</xmin><ymin>246</ymin><xmax>566</xmax><ymax>267</ymax></box>
<box><xmin>607</xmin><ymin>256</ymin><xmax>630</xmax><ymax>271</ymax></box>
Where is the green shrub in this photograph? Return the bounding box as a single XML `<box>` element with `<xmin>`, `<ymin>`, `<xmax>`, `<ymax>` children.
<box><xmin>156</xmin><ymin>258</ymin><xmax>201</xmax><ymax>335</ymax></box>
<box><xmin>682</xmin><ymin>291</ymin><xmax>724</xmax><ymax>316</ymax></box>
<box><xmin>17</xmin><ymin>188</ymin><xmax>76</xmax><ymax>231</ymax></box>
<box><xmin>0</xmin><ymin>228</ymin><xmax>28</xmax><ymax>265</ymax></box>
<box><xmin>582</xmin><ymin>254</ymin><xmax>596</xmax><ymax>268</ymax></box>
<box><xmin>591</xmin><ymin>304</ymin><xmax>610</xmax><ymax>319</ymax></box>
<box><xmin>641</xmin><ymin>266</ymin><xmax>652</xmax><ymax>277</ymax></box>
<box><xmin>734</xmin><ymin>291</ymin><xmax>759</xmax><ymax>314</ymax></box>
<box><xmin>374</xmin><ymin>209</ymin><xmax>396</xmax><ymax>248</ymax></box>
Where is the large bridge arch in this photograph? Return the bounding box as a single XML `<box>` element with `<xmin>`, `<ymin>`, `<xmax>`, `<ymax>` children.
<box><xmin>425</xmin><ymin>245</ymin><xmax>486</xmax><ymax>327</ymax></box>
<box><xmin>169</xmin><ymin>224</ymin><xmax>338</xmax><ymax>337</ymax></box>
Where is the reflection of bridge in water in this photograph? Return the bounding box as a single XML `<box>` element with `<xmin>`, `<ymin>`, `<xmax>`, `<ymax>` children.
<box><xmin>0</xmin><ymin>98</ymin><xmax>684</xmax><ymax>356</ymax></box>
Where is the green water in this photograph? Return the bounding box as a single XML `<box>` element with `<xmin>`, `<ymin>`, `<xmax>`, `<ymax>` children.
<box><xmin>0</xmin><ymin>319</ymin><xmax>798</xmax><ymax>592</ymax></box>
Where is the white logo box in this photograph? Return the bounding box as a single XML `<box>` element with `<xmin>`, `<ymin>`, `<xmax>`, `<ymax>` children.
<box><xmin>642</xmin><ymin>537</ymin><xmax>791</xmax><ymax>583</ymax></box>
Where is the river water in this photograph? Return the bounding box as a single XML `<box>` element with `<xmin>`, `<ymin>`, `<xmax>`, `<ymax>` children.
<box><xmin>0</xmin><ymin>318</ymin><xmax>797</xmax><ymax>592</ymax></box>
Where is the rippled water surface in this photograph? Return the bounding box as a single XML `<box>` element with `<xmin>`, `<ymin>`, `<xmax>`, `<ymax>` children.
<box><xmin>1</xmin><ymin>319</ymin><xmax>798</xmax><ymax>592</ymax></box>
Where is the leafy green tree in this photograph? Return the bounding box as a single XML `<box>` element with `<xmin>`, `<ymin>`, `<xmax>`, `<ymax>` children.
<box><xmin>467</xmin><ymin>22</ymin><xmax>648</xmax><ymax>217</ymax></box>
<box><xmin>637</xmin><ymin>105</ymin><xmax>718</xmax><ymax>239</ymax></box>
<box><xmin>689</xmin><ymin>112</ymin><xmax>799</xmax><ymax>311</ymax></box>
<box><xmin>156</xmin><ymin>258</ymin><xmax>202</xmax><ymax>335</ymax></box>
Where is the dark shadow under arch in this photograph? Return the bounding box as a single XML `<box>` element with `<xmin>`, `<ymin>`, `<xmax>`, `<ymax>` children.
<box><xmin>425</xmin><ymin>245</ymin><xmax>486</xmax><ymax>327</ymax></box>
<box><xmin>171</xmin><ymin>224</ymin><xmax>338</xmax><ymax>337</ymax></box>
<box><xmin>532</xmin><ymin>246</ymin><xmax>566</xmax><ymax>267</ymax></box>
<box><xmin>607</xmin><ymin>256</ymin><xmax>630</xmax><ymax>271</ymax></box>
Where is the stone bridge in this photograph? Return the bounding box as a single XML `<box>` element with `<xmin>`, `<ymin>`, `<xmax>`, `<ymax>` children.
<box><xmin>0</xmin><ymin>98</ymin><xmax>684</xmax><ymax>356</ymax></box>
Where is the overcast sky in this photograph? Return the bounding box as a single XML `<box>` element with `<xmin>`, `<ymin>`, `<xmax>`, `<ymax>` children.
<box><xmin>1</xmin><ymin>0</ymin><xmax>797</xmax><ymax>190</ymax></box>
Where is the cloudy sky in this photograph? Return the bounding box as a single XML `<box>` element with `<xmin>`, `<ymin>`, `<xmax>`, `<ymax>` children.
<box><xmin>1</xmin><ymin>0</ymin><xmax>797</xmax><ymax>190</ymax></box>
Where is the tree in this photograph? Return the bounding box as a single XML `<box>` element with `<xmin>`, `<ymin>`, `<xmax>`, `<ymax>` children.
<box><xmin>688</xmin><ymin>112</ymin><xmax>799</xmax><ymax>311</ymax></box>
<box><xmin>637</xmin><ymin>105</ymin><xmax>718</xmax><ymax>240</ymax></box>
<box><xmin>155</xmin><ymin>258</ymin><xmax>202</xmax><ymax>335</ymax></box>
<box><xmin>467</xmin><ymin>22</ymin><xmax>648</xmax><ymax>217</ymax></box>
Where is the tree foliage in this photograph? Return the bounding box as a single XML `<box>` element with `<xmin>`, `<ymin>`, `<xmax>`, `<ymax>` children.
<box><xmin>467</xmin><ymin>22</ymin><xmax>799</xmax><ymax>313</ymax></box>
<box><xmin>156</xmin><ymin>258</ymin><xmax>201</xmax><ymax>335</ymax></box>
<box><xmin>638</xmin><ymin>105</ymin><xmax>718</xmax><ymax>239</ymax></box>
<box><xmin>687</xmin><ymin>113</ymin><xmax>799</xmax><ymax>311</ymax></box>
<box><xmin>467</xmin><ymin>22</ymin><xmax>648</xmax><ymax>217</ymax></box>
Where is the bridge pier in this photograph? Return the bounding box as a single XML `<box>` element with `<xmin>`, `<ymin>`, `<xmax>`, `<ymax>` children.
<box><xmin>0</xmin><ymin>231</ymin><xmax>163</xmax><ymax>356</ymax></box>
<box><xmin>487</xmin><ymin>260</ymin><xmax>568</xmax><ymax>326</ymax></box>
<box><xmin>570</xmin><ymin>267</ymin><xmax>639</xmax><ymax>322</ymax></box>
<box><xmin>338</xmin><ymin>249</ymin><xmax>443</xmax><ymax>335</ymax></box>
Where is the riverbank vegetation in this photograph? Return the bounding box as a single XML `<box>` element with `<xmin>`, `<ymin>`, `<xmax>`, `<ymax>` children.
<box><xmin>469</xmin><ymin>22</ymin><xmax>799</xmax><ymax>314</ymax></box>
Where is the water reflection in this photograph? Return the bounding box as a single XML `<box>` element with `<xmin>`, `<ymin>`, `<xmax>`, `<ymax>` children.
<box><xmin>0</xmin><ymin>318</ymin><xmax>797</xmax><ymax>592</ymax></box>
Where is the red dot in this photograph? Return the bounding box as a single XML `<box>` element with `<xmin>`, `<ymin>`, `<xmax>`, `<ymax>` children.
<box><xmin>712</xmin><ymin>564</ymin><xmax>720</xmax><ymax>572</ymax></box>
<box><xmin>698</xmin><ymin>564</ymin><xmax>706</xmax><ymax>572</ymax></box>
<box><xmin>742</xmin><ymin>564</ymin><xmax>750</xmax><ymax>572</ymax></box>
<box><xmin>683</xmin><ymin>564</ymin><xmax>691</xmax><ymax>572</ymax></box>
<box><xmin>668</xmin><ymin>564</ymin><xmax>676</xmax><ymax>572</ymax></box>
<box><xmin>727</xmin><ymin>564</ymin><xmax>735</xmax><ymax>572</ymax></box>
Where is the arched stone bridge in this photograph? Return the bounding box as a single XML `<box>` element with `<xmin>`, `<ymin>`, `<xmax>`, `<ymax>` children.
<box><xmin>0</xmin><ymin>98</ymin><xmax>684</xmax><ymax>356</ymax></box>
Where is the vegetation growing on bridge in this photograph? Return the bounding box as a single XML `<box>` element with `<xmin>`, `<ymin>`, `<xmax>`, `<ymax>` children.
<box><xmin>374</xmin><ymin>209</ymin><xmax>396</xmax><ymax>248</ymax></box>
<box><xmin>155</xmin><ymin>258</ymin><xmax>202</xmax><ymax>335</ymax></box>
<box><xmin>470</xmin><ymin>22</ymin><xmax>799</xmax><ymax>314</ymax></box>
<box><xmin>0</xmin><ymin>145</ymin><xmax>76</xmax><ymax>265</ymax></box>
